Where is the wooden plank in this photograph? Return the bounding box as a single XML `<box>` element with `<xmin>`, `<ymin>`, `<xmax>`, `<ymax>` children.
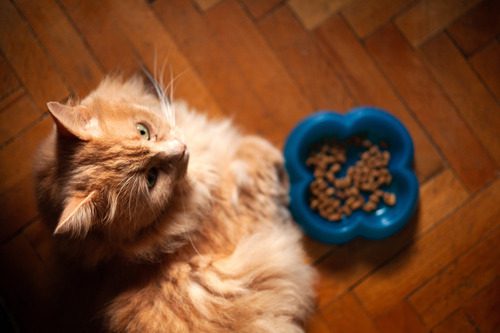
<box><xmin>306</xmin><ymin>310</ymin><xmax>332</xmax><ymax>333</ymax></box>
<box><xmin>0</xmin><ymin>117</ymin><xmax>52</xmax><ymax>194</ymax></box>
<box><xmin>365</xmin><ymin>24</ymin><xmax>496</xmax><ymax>192</ymax></box>
<box><xmin>152</xmin><ymin>0</ymin><xmax>279</xmax><ymax>140</ymax></box>
<box><xmin>0</xmin><ymin>0</ymin><xmax>69</xmax><ymax>110</ymax></box>
<box><xmin>60</xmin><ymin>0</ymin><xmax>140</xmax><ymax>75</ymax></box>
<box><xmin>314</xmin><ymin>15</ymin><xmax>443</xmax><ymax>182</ymax></box>
<box><xmin>0</xmin><ymin>94</ymin><xmax>42</xmax><ymax>145</ymax></box>
<box><xmin>420</xmin><ymin>33</ymin><xmax>500</xmax><ymax>166</ymax></box>
<box><xmin>0</xmin><ymin>176</ymin><xmax>40</xmax><ymax>242</ymax></box>
<box><xmin>0</xmin><ymin>87</ymin><xmax>24</xmax><ymax>112</ymax></box>
<box><xmin>15</xmin><ymin>0</ymin><xmax>103</xmax><ymax>97</ymax></box>
<box><xmin>302</xmin><ymin>236</ymin><xmax>332</xmax><ymax>264</ymax></box>
<box><xmin>342</xmin><ymin>0</ymin><xmax>412</xmax><ymax>38</ymax></box>
<box><xmin>194</xmin><ymin>0</ymin><xmax>221</xmax><ymax>11</ymax></box>
<box><xmin>288</xmin><ymin>0</ymin><xmax>354</xmax><ymax>30</ymax></box>
<box><xmin>470</xmin><ymin>40</ymin><xmax>500</xmax><ymax>102</ymax></box>
<box><xmin>104</xmin><ymin>0</ymin><xmax>223</xmax><ymax>119</ymax></box>
<box><xmin>315</xmin><ymin>169</ymin><xmax>467</xmax><ymax>307</ymax></box>
<box><xmin>205</xmin><ymin>0</ymin><xmax>313</xmax><ymax>145</ymax></box>
<box><xmin>463</xmin><ymin>278</ymin><xmax>500</xmax><ymax>333</ymax></box>
<box><xmin>447</xmin><ymin>0</ymin><xmax>500</xmax><ymax>56</ymax></box>
<box><xmin>321</xmin><ymin>292</ymin><xmax>380</xmax><ymax>333</ymax></box>
<box><xmin>258</xmin><ymin>6</ymin><xmax>355</xmax><ymax>111</ymax></box>
<box><xmin>432</xmin><ymin>309</ymin><xmax>478</xmax><ymax>333</ymax></box>
<box><xmin>395</xmin><ymin>0</ymin><xmax>481</xmax><ymax>46</ymax></box>
<box><xmin>353</xmin><ymin>178</ymin><xmax>500</xmax><ymax>316</ymax></box>
<box><xmin>409</xmin><ymin>227</ymin><xmax>500</xmax><ymax>327</ymax></box>
<box><xmin>374</xmin><ymin>301</ymin><xmax>427</xmax><ymax>333</ymax></box>
<box><xmin>0</xmin><ymin>53</ymin><xmax>20</xmax><ymax>101</ymax></box>
<box><xmin>23</xmin><ymin>220</ymin><xmax>56</xmax><ymax>265</ymax></box>
<box><xmin>241</xmin><ymin>0</ymin><xmax>282</xmax><ymax>19</ymax></box>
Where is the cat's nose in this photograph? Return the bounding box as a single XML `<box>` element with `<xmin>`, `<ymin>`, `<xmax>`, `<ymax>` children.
<box><xmin>158</xmin><ymin>139</ymin><xmax>186</xmax><ymax>158</ymax></box>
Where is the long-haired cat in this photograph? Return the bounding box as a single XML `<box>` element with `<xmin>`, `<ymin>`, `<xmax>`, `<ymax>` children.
<box><xmin>34</xmin><ymin>76</ymin><xmax>316</xmax><ymax>332</ymax></box>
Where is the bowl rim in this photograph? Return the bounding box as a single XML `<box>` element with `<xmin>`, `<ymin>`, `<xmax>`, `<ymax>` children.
<box><xmin>284</xmin><ymin>107</ymin><xmax>419</xmax><ymax>244</ymax></box>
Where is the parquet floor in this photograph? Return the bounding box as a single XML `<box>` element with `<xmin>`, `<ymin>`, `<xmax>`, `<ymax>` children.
<box><xmin>0</xmin><ymin>0</ymin><xmax>499</xmax><ymax>332</ymax></box>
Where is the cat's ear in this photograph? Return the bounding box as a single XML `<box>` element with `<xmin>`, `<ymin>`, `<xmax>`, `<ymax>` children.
<box><xmin>47</xmin><ymin>102</ymin><xmax>101</xmax><ymax>140</ymax></box>
<box><xmin>54</xmin><ymin>191</ymin><xmax>97</xmax><ymax>237</ymax></box>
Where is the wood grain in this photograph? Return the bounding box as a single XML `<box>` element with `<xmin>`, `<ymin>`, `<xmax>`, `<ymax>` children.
<box><xmin>321</xmin><ymin>292</ymin><xmax>380</xmax><ymax>333</ymax></box>
<box><xmin>0</xmin><ymin>94</ymin><xmax>41</xmax><ymax>145</ymax></box>
<box><xmin>342</xmin><ymin>0</ymin><xmax>412</xmax><ymax>38</ymax></box>
<box><xmin>0</xmin><ymin>0</ymin><xmax>69</xmax><ymax>109</ymax></box>
<box><xmin>463</xmin><ymin>278</ymin><xmax>500</xmax><ymax>333</ymax></box>
<box><xmin>241</xmin><ymin>0</ymin><xmax>282</xmax><ymax>19</ymax></box>
<box><xmin>470</xmin><ymin>40</ymin><xmax>500</xmax><ymax>102</ymax></box>
<box><xmin>0</xmin><ymin>117</ymin><xmax>52</xmax><ymax>194</ymax></box>
<box><xmin>15</xmin><ymin>0</ymin><xmax>103</xmax><ymax>97</ymax></box>
<box><xmin>395</xmin><ymin>0</ymin><xmax>481</xmax><ymax>46</ymax></box>
<box><xmin>153</xmin><ymin>0</ymin><xmax>277</xmax><ymax>138</ymax></box>
<box><xmin>315</xmin><ymin>169</ymin><xmax>467</xmax><ymax>308</ymax></box>
<box><xmin>205</xmin><ymin>0</ymin><xmax>313</xmax><ymax>145</ymax></box>
<box><xmin>409</xmin><ymin>227</ymin><xmax>500</xmax><ymax>327</ymax></box>
<box><xmin>420</xmin><ymin>33</ymin><xmax>500</xmax><ymax>166</ymax></box>
<box><xmin>289</xmin><ymin>0</ymin><xmax>354</xmax><ymax>30</ymax></box>
<box><xmin>258</xmin><ymin>6</ymin><xmax>355</xmax><ymax>111</ymax></box>
<box><xmin>354</xmin><ymin>178</ymin><xmax>500</xmax><ymax>316</ymax></box>
<box><xmin>0</xmin><ymin>176</ymin><xmax>39</xmax><ymax>242</ymax></box>
<box><xmin>432</xmin><ymin>309</ymin><xmax>478</xmax><ymax>333</ymax></box>
<box><xmin>0</xmin><ymin>53</ymin><xmax>20</xmax><ymax>101</ymax></box>
<box><xmin>447</xmin><ymin>0</ymin><xmax>500</xmax><ymax>56</ymax></box>
<box><xmin>60</xmin><ymin>0</ymin><xmax>141</xmax><ymax>75</ymax></box>
<box><xmin>315</xmin><ymin>15</ymin><xmax>443</xmax><ymax>182</ymax></box>
<box><xmin>374</xmin><ymin>301</ymin><xmax>427</xmax><ymax>333</ymax></box>
<box><xmin>102</xmin><ymin>0</ymin><xmax>223</xmax><ymax>119</ymax></box>
<box><xmin>366</xmin><ymin>24</ymin><xmax>496</xmax><ymax>192</ymax></box>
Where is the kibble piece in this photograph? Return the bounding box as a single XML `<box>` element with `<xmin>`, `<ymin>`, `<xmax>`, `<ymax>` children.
<box><xmin>363</xmin><ymin>201</ymin><xmax>377</xmax><ymax>212</ymax></box>
<box><xmin>368</xmin><ymin>193</ymin><xmax>380</xmax><ymax>204</ymax></box>
<box><xmin>330</xmin><ymin>163</ymin><xmax>341</xmax><ymax>173</ymax></box>
<box><xmin>310</xmin><ymin>199</ymin><xmax>319</xmax><ymax>209</ymax></box>
<box><xmin>350</xmin><ymin>197</ymin><xmax>364</xmax><ymax>210</ymax></box>
<box><xmin>383</xmin><ymin>192</ymin><xmax>397</xmax><ymax>206</ymax></box>
<box><xmin>342</xmin><ymin>205</ymin><xmax>352</xmax><ymax>216</ymax></box>
<box><xmin>326</xmin><ymin>172</ymin><xmax>335</xmax><ymax>182</ymax></box>
<box><xmin>328</xmin><ymin>213</ymin><xmax>342</xmax><ymax>221</ymax></box>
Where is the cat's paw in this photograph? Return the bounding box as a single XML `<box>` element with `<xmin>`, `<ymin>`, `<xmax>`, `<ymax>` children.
<box><xmin>230</xmin><ymin>136</ymin><xmax>289</xmax><ymax>209</ymax></box>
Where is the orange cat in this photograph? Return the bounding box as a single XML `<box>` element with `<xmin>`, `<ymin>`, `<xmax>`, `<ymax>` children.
<box><xmin>34</xmin><ymin>76</ymin><xmax>316</xmax><ymax>332</ymax></box>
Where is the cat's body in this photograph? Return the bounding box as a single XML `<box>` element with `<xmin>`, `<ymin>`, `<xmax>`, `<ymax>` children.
<box><xmin>34</xmin><ymin>77</ymin><xmax>315</xmax><ymax>332</ymax></box>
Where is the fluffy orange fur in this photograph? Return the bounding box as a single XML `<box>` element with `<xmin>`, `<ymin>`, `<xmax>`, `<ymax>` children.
<box><xmin>34</xmin><ymin>76</ymin><xmax>316</xmax><ymax>332</ymax></box>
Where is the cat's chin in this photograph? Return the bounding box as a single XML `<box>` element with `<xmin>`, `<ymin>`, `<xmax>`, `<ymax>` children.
<box><xmin>114</xmin><ymin>174</ymin><xmax>196</xmax><ymax>264</ymax></box>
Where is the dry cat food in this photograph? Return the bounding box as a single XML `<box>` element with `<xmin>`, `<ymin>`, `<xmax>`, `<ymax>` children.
<box><xmin>307</xmin><ymin>137</ymin><xmax>396</xmax><ymax>221</ymax></box>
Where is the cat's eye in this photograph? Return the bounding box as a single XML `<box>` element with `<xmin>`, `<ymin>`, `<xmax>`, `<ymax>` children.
<box><xmin>146</xmin><ymin>168</ymin><xmax>158</xmax><ymax>189</ymax></box>
<box><xmin>136</xmin><ymin>123</ymin><xmax>150</xmax><ymax>140</ymax></box>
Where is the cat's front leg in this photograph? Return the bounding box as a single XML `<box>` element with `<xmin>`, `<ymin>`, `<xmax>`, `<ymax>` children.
<box><xmin>105</xmin><ymin>285</ymin><xmax>190</xmax><ymax>333</ymax></box>
<box><xmin>229</xmin><ymin>135</ymin><xmax>289</xmax><ymax>207</ymax></box>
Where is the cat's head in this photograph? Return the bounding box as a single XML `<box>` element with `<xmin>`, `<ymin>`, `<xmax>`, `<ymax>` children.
<box><xmin>46</xmin><ymin>99</ymin><xmax>189</xmax><ymax>241</ymax></box>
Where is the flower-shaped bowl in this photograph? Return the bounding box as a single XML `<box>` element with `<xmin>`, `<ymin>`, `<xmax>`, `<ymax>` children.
<box><xmin>284</xmin><ymin>107</ymin><xmax>419</xmax><ymax>244</ymax></box>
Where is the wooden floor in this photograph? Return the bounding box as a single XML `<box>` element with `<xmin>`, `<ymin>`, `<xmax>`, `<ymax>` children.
<box><xmin>0</xmin><ymin>0</ymin><xmax>499</xmax><ymax>332</ymax></box>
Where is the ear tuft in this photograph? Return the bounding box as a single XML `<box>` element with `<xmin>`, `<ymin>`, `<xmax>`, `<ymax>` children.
<box><xmin>54</xmin><ymin>191</ymin><xmax>97</xmax><ymax>237</ymax></box>
<box><xmin>47</xmin><ymin>101</ymin><xmax>100</xmax><ymax>140</ymax></box>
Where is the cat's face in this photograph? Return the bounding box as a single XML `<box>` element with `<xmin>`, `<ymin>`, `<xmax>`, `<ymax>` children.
<box><xmin>47</xmin><ymin>100</ymin><xmax>189</xmax><ymax>240</ymax></box>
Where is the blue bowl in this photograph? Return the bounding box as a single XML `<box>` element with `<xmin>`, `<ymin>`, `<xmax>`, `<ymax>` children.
<box><xmin>284</xmin><ymin>107</ymin><xmax>419</xmax><ymax>244</ymax></box>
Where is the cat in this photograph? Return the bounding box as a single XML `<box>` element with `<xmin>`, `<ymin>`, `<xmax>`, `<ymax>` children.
<box><xmin>34</xmin><ymin>76</ymin><xmax>316</xmax><ymax>332</ymax></box>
